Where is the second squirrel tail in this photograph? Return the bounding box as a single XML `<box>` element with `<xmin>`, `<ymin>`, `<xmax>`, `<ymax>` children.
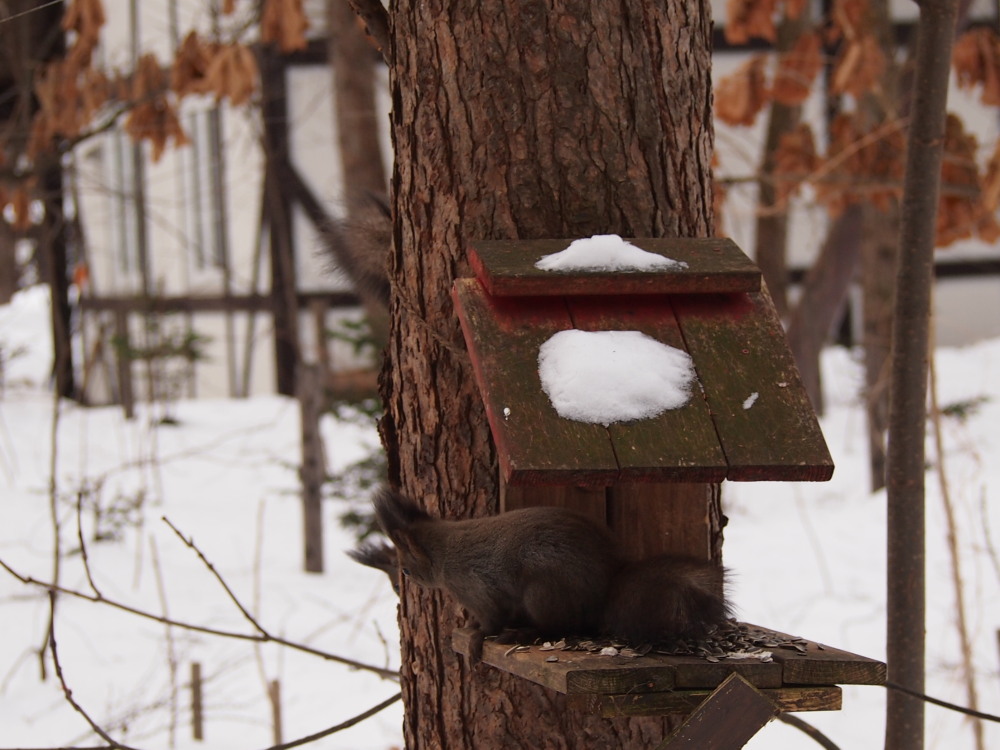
<box><xmin>602</xmin><ymin>556</ymin><xmax>731</xmax><ymax>645</ymax></box>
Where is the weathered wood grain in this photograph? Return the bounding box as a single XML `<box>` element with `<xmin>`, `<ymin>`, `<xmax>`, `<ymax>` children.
<box><xmin>569</xmin><ymin>685</ymin><xmax>842</xmax><ymax>717</ymax></box>
<box><xmin>451</xmin><ymin>624</ymin><xmax>884</xmax><ymax>702</ymax></box>
<box><xmin>468</xmin><ymin>238</ymin><xmax>761</xmax><ymax>297</ymax></box>
<box><xmin>671</xmin><ymin>286</ymin><xmax>834</xmax><ymax>481</ymax></box>
<box><xmin>567</xmin><ymin>296</ymin><xmax>729</xmax><ymax>483</ymax></box>
<box><xmin>607</xmin><ymin>483</ymin><xmax>715</xmax><ymax>561</ymax></box>
<box><xmin>657</xmin><ymin>673</ymin><xmax>778</xmax><ymax>749</ymax></box>
<box><xmin>453</xmin><ymin>279</ymin><xmax>619</xmax><ymax>486</ymax></box>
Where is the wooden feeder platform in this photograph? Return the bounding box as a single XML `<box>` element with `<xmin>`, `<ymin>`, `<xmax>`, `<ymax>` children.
<box><xmin>452</xmin><ymin>623</ymin><xmax>886</xmax><ymax>718</ymax></box>
<box><xmin>453</xmin><ymin>238</ymin><xmax>834</xmax><ymax>488</ymax></box>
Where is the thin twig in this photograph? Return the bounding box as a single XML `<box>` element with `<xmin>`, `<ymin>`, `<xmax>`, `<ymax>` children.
<box><xmin>0</xmin><ymin>692</ymin><xmax>401</xmax><ymax>750</ymax></box>
<box><xmin>47</xmin><ymin>592</ymin><xmax>144</xmax><ymax>750</ymax></box>
<box><xmin>160</xmin><ymin>516</ymin><xmax>266</xmax><ymax>625</ymax></box>
<box><xmin>47</xmin><ymin>589</ymin><xmax>400</xmax><ymax>750</ymax></box>
<box><xmin>75</xmin><ymin>489</ymin><xmax>103</xmax><ymax>598</ymax></box>
<box><xmin>0</xmin><ymin>557</ymin><xmax>399</xmax><ymax>680</ymax></box>
<box><xmin>777</xmin><ymin>713</ymin><xmax>842</xmax><ymax>750</ymax></box>
<box><xmin>40</xmin><ymin>384</ymin><xmax>63</xmax><ymax>681</ymax></box>
<box><xmin>885</xmin><ymin>682</ymin><xmax>1000</xmax><ymax>723</ymax></box>
<box><xmin>148</xmin><ymin>535</ymin><xmax>179</xmax><ymax>748</ymax></box>
<box><xmin>928</xmin><ymin>317</ymin><xmax>985</xmax><ymax>750</ymax></box>
<box><xmin>257</xmin><ymin>692</ymin><xmax>401</xmax><ymax>750</ymax></box>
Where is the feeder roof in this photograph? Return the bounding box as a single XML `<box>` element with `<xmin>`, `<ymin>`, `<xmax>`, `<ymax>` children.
<box><xmin>453</xmin><ymin>237</ymin><xmax>833</xmax><ymax>486</ymax></box>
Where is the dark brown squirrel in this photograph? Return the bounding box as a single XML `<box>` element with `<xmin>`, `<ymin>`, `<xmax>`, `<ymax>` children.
<box><xmin>346</xmin><ymin>541</ymin><xmax>400</xmax><ymax>594</ymax></box>
<box><xmin>320</xmin><ymin>192</ymin><xmax>391</xmax><ymax>312</ymax></box>
<box><xmin>359</xmin><ymin>488</ymin><xmax>731</xmax><ymax>644</ymax></box>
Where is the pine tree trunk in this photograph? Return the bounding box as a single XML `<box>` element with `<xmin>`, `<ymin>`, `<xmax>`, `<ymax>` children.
<box><xmin>380</xmin><ymin>1</ymin><xmax>716</xmax><ymax>746</ymax></box>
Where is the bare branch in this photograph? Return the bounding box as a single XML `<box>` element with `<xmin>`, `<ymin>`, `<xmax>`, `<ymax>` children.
<box><xmin>75</xmin><ymin>490</ymin><xmax>103</xmax><ymax>598</ymax></box>
<box><xmin>777</xmin><ymin>713</ymin><xmax>842</xmax><ymax>750</ymax></box>
<box><xmin>0</xmin><ymin>557</ymin><xmax>400</xmax><ymax>680</ymax></box>
<box><xmin>47</xmin><ymin>592</ymin><xmax>144</xmax><ymax>750</ymax></box>
<box><xmin>258</xmin><ymin>692</ymin><xmax>401</xmax><ymax>750</ymax></box>
<box><xmin>161</xmin><ymin>515</ymin><xmax>261</xmax><ymax>622</ymax></box>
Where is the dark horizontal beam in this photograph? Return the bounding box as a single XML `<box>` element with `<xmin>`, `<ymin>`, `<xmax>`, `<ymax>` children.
<box><xmin>78</xmin><ymin>290</ymin><xmax>361</xmax><ymax>314</ymax></box>
<box><xmin>787</xmin><ymin>257</ymin><xmax>1000</xmax><ymax>285</ymax></box>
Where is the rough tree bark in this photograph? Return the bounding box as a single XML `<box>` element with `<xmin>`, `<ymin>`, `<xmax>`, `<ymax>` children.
<box><xmin>379</xmin><ymin>1</ymin><xmax>716</xmax><ymax>746</ymax></box>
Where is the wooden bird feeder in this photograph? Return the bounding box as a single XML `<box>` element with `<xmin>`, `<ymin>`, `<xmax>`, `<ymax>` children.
<box><xmin>450</xmin><ymin>237</ymin><xmax>885</xmax><ymax>740</ymax></box>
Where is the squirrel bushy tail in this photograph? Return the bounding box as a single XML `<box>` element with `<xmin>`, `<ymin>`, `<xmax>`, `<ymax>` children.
<box><xmin>351</xmin><ymin>489</ymin><xmax>733</xmax><ymax>644</ymax></box>
<box><xmin>602</xmin><ymin>556</ymin><xmax>731</xmax><ymax>644</ymax></box>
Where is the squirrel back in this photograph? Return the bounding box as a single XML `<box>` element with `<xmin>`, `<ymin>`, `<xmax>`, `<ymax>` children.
<box><xmin>361</xmin><ymin>489</ymin><xmax>732</xmax><ymax>644</ymax></box>
<box><xmin>373</xmin><ymin>488</ymin><xmax>618</xmax><ymax>637</ymax></box>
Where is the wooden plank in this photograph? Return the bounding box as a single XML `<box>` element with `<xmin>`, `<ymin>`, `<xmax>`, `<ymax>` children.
<box><xmin>452</xmin><ymin>629</ymin><xmax>676</xmax><ymax>695</ymax></box>
<box><xmin>754</xmin><ymin>627</ymin><xmax>887</xmax><ymax>686</ymax></box>
<box><xmin>671</xmin><ymin>286</ymin><xmax>834</xmax><ymax>481</ymax></box>
<box><xmin>607</xmin><ymin>483</ymin><xmax>715</xmax><ymax>561</ymax></box>
<box><xmin>501</xmin><ymin>483</ymin><xmax>608</xmax><ymax>527</ymax></box>
<box><xmin>658</xmin><ymin>673</ymin><xmax>778</xmax><ymax>749</ymax></box>
<box><xmin>453</xmin><ymin>629</ymin><xmax>779</xmax><ymax>695</ymax></box>
<box><xmin>569</xmin><ymin>685</ymin><xmax>841</xmax><ymax>717</ymax></box>
<box><xmin>453</xmin><ymin>279</ymin><xmax>620</xmax><ymax>486</ymax></box>
<box><xmin>669</xmin><ymin>654</ymin><xmax>783</xmax><ymax>690</ymax></box>
<box><xmin>453</xmin><ymin>624</ymin><xmax>882</xmax><ymax>697</ymax></box>
<box><xmin>469</xmin><ymin>238</ymin><xmax>761</xmax><ymax>297</ymax></box>
<box><xmin>566</xmin><ymin>296</ymin><xmax>729</xmax><ymax>483</ymax></box>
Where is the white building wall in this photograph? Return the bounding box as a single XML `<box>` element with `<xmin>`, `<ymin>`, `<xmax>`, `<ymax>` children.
<box><xmin>72</xmin><ymin>0</ymin><xmax>389</xmax><ymax>402</ymax></box>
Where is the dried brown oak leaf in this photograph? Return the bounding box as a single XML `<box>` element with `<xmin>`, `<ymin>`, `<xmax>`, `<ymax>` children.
<box><xmin>204</xmin><ymin>44</ymin><xmax>259</xmax><ymax>107</ymax></box>
<box><xmin>261</xmin><ymin>0</ymin><xmax>310</xmax><ymax>53</ymax></box>
<box><xmin>980</xmin><ymin>139</ymin><xmax>1000</xmax><ymax>214</ymax></box>
<box><xmin>123</xmin><ymin>54</ymin><xmax>189</xmax><ymax>163</ymax></box>
<box><xmin>62</xmin><ymin>0</ymin><xmax>105</xmax><ymax>67</ymax></box>
<box><xmin>817</xmin><ymin>113</ymin><xmax>904</xmax><ymax>214</ymax></box>
<box><xmin>832</xmin><ymin>34</ymin><xmax>885</xmax><ymax>97</ymax></box>
<box><xmin>772</xmin><ymin>123</ymin><xmax>820</xmax><ymax>201</ymax></box>
<box><xmin>716</xmin><ymin>56</ymin><xmax>770</xmax><ymax>127</ymax></box>
<box><xmin>725</xmin><ymin>0</ymin><xmax>778</xmax><ymax>44</ymax></box>
<box><xmin>772</xmin><ymin>31</ymin><xmax>823</xmax><ymax>105</ymax></box>
<box><xmin>171</xmin><ymin>32</ymin><xmax>219</xmax><ymax>97</ymax></box>
<box><xmin>937</xmin><ymin>114</ymin><xmax>1000</xmax><ymax>246</ymax></box>
<box><xmin>953</xmin><ymin>28</ymin><xmax>1000</xmax><ymax>106</ymax></box>
<box><xmin>828</xmin><ymin>0</ymin><xmax>869</xmax><ymax>42</ymax></box>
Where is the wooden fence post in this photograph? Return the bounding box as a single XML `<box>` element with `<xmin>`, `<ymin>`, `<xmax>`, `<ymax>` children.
<box><xmin>268</xmin><ymin>679</ymin><xmax>283</xmax><ymax>745</ymax></box>
<box><xmin>190</xmin><ymin>661</ymin><xmax>203</xmax><ymax>741</ymax></box>
<box><xmin>298</xmin><ymin>363</ymin><xmax>325</xmax><ymax>572</ymax></box>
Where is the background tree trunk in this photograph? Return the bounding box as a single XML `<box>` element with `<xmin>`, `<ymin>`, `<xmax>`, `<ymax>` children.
<box><xmin>327</xmin><ymin>0</ymin><xmax>390</xmax><ymax>339</ymax></box>
<box><xmin>786</xmin><ymin>203</ymin><xmax>863</xmax><ymax>413</ymax></box>
<box><xmin>885</xmin><ymin>0</ymin><xmax>960</xmax><ymax>745</ymax></box>
<box><xmin>753</xmin><ymin>10</ymin><xmax>811</xmax><ymax>318</ymax></box>
<box><xmin>380</xmin><ymin>1</ymin><xmax>717</xmax><ymax>746</ymax></box>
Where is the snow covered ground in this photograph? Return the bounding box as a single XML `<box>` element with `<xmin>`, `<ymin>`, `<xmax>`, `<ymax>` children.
<box><xmin>1</xmin><ymin>285</ymin><xmax>998</xmax><ymax>749</ymax></box>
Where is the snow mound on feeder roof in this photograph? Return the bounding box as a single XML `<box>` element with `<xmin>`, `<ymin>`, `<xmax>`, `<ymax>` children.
<box><xmin>534</xmin><ymin>234</ymin><xmax>688</xmax><ymax>272</ymax></box>
<box><xmin>538</xmin><ymin>329</ymin><xmax>695</xmax><ymax>425</ymax></box>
